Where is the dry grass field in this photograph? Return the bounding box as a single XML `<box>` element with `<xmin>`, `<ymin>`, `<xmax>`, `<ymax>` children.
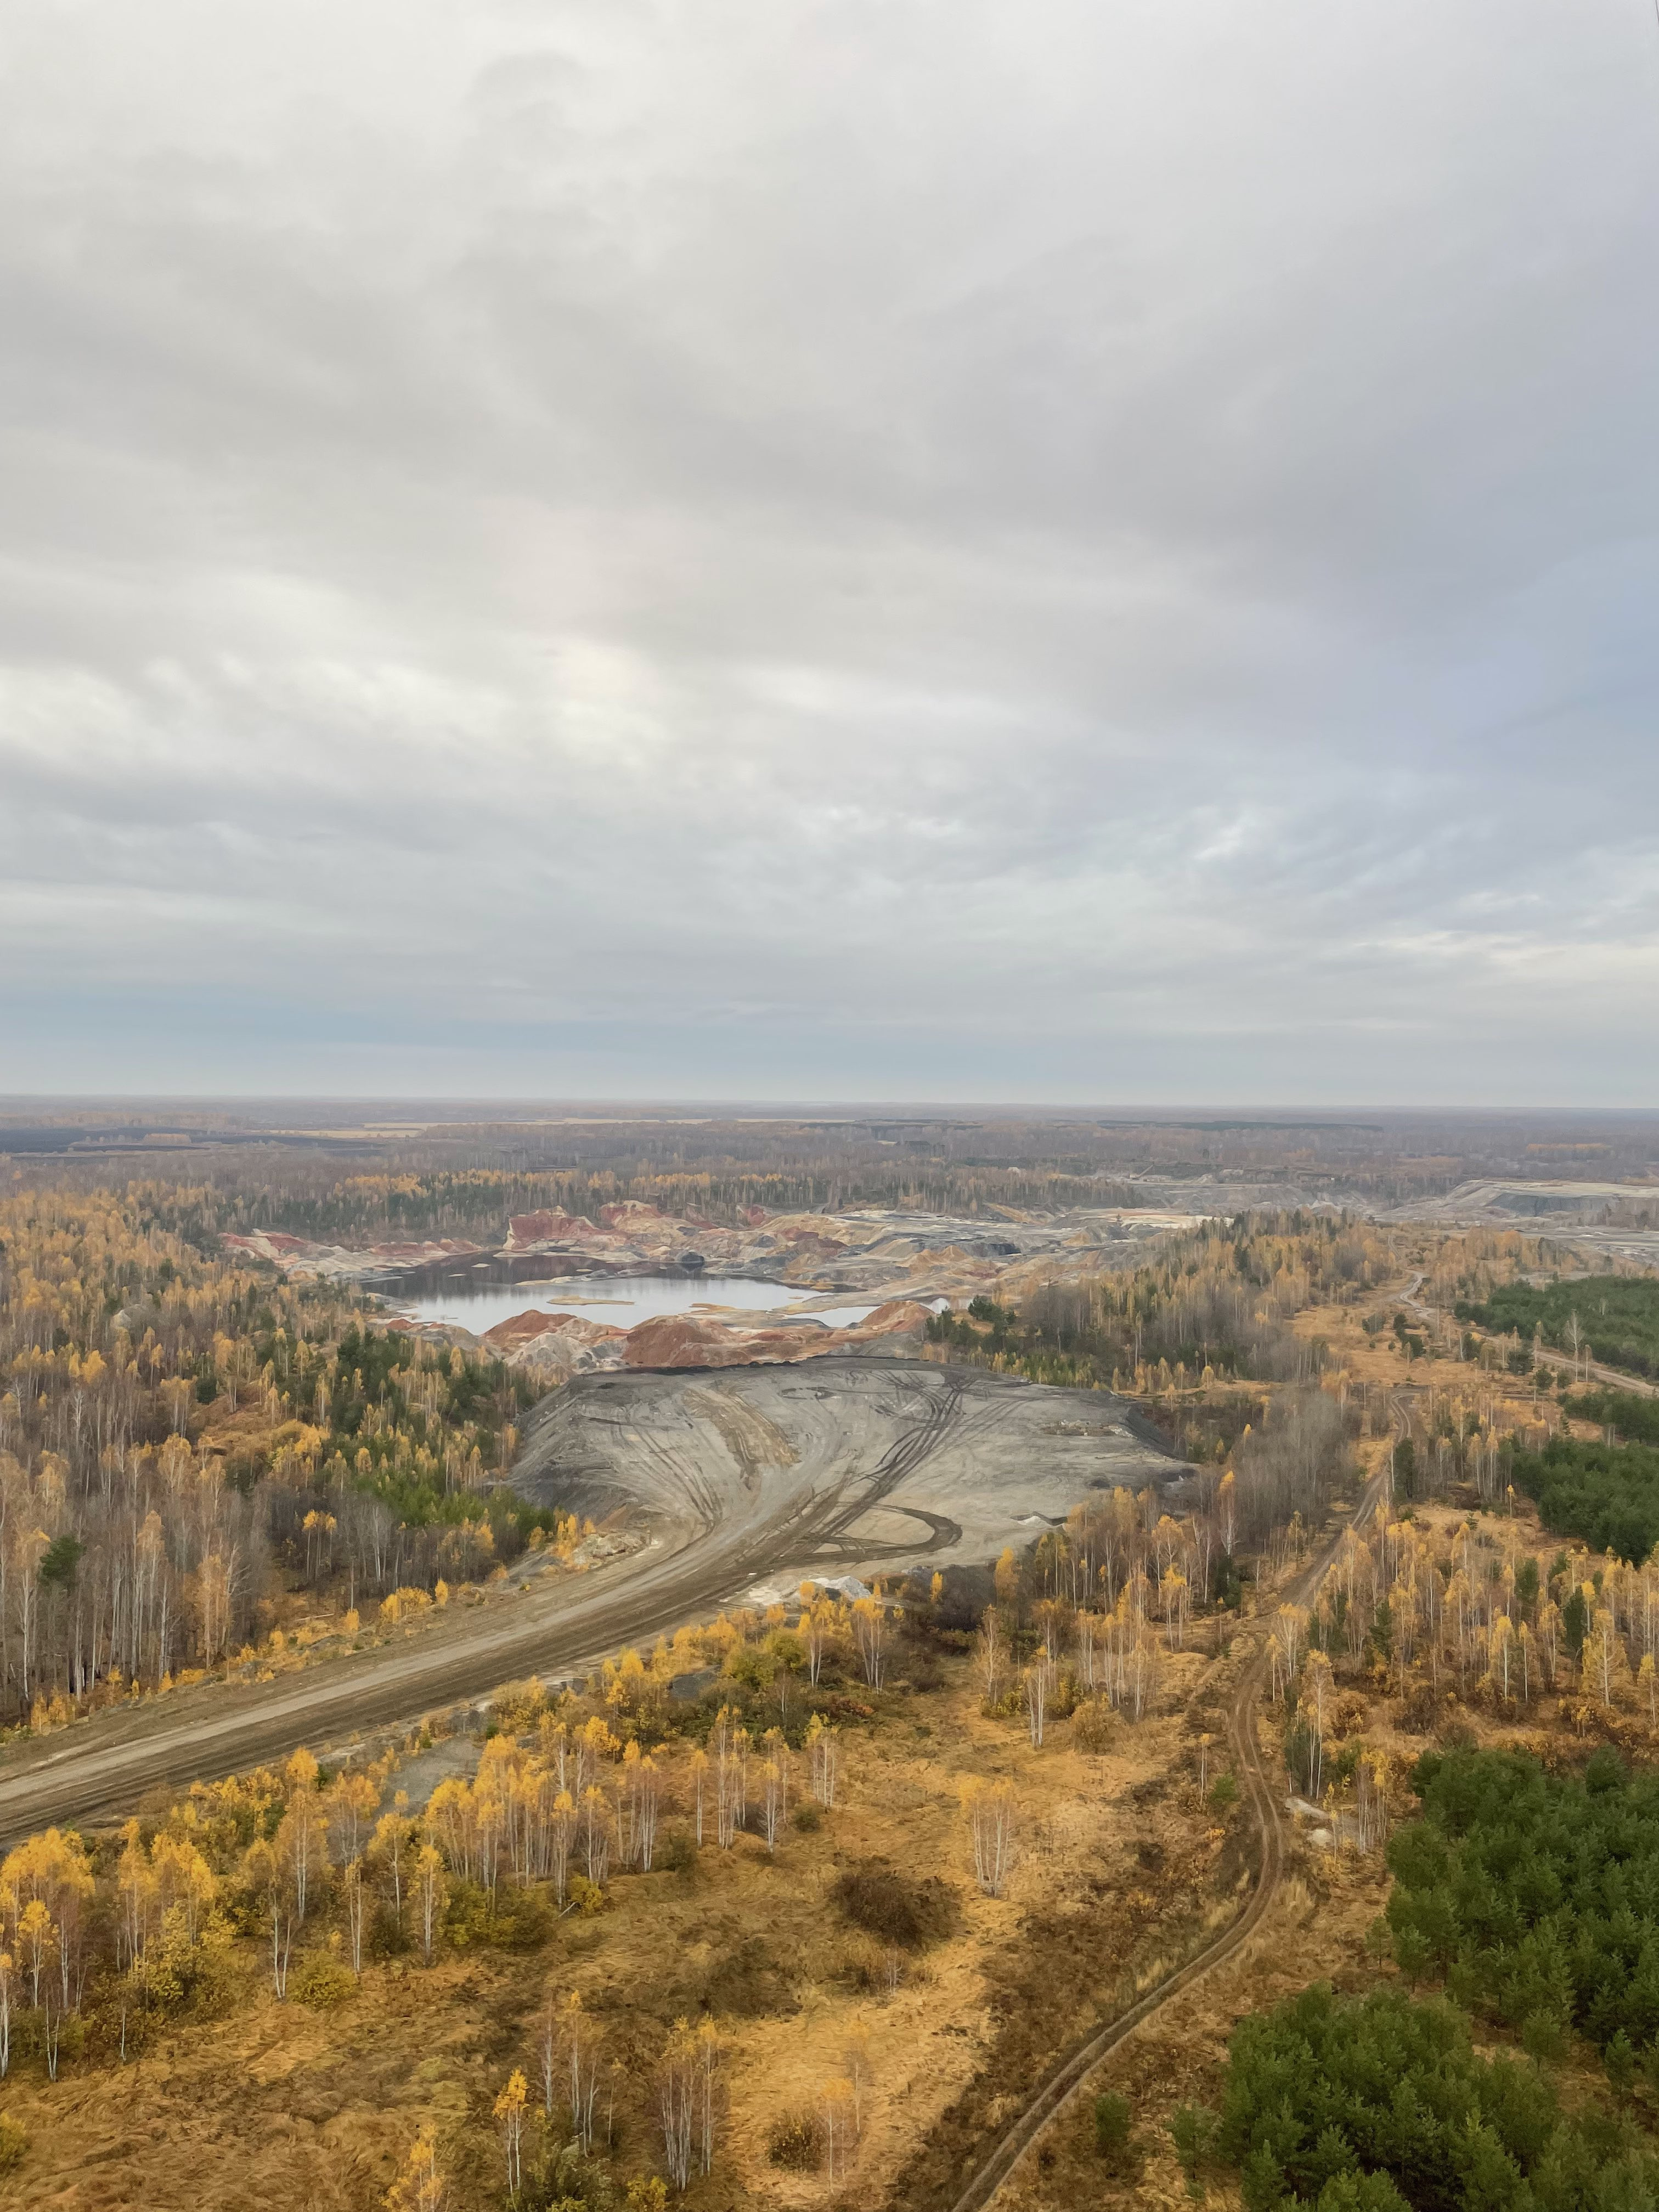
<box><xmin>0</xmin><ymin>1638</ymin><xmax>1237</xmax><ymax>2211</ymax></box>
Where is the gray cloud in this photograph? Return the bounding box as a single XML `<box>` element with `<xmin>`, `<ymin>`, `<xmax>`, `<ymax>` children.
<box><xmin>2</xmin><ymin>0</ymin><xmax>1658</xmax><ymax>1102</ymax></box>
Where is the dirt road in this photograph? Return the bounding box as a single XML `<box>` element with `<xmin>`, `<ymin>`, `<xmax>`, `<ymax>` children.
<box><xmin>1585</xmin><ymin>1360</ymin><xmax>1659</xmax><ymax>1398</ymax></box>
<box><xmin>944</xmin><ymin>1454</ymin><xmax>1393</xmax><ymax>2212</ymax></box>
<box><xmin>0</xmin><ymin>1359</ymin><xmax>1175</xmax><ymax>1848</ymax></box>
<box><xmin>949</xmin><ymin>1282</ymin><xmax>1659</xmax><ymax>2206</ymax></box>
<box><xmin>1406</xmin><ymin>1273</ymin><xmax>1657</xmax><ymax>1402</ymax></box>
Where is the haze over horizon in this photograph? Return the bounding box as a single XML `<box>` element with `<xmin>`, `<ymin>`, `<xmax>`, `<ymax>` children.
<box><xmin>4</xmin><ymin>2</ymin><xmax>1658</xmax><ymax>1107</ymax></box>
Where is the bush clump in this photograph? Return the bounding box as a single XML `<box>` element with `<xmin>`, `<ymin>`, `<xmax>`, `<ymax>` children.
<box><xmin>1072</xmin><ymin>1699</ymin><xmax>1116</xmax><ymax>1754</ymax></box>
<box><xmin>830</xmin><ymin>1860</ymin><xmax>958</xmax><ymax>1950</ymax></box>
<box><xmin>698</xmin><ymin>1936</ymin><xmax>799</xmax><ymax>2020</ymax></box>
<box><xmin>766</xmin><ymin>2107</ymin><xmax>825</xmax><ymax>2170</ymax></box>
<box><xmin>290</xmin><ymin>1952</ymin><xmax>357</xmax><ymax>2009</ymax></box>
<box><xmin>1093</xmin><ymin>2091</ymin><xmax>1132</xmax><ymax>2163</ymax></box>
<box><xmin>658</xmin><ymin>1824</ymin><xmax>697</xmax><ymax>1874</ymax></box>
<box><xmin>1169</xmin><ymin>2102</ymin><xmax>1218</xmax><ymax>2183</ymax></box>
<box><xmin>446</xmin><ymin>1876</ymin><xmax>552</xmax><ymax>1949</ymax></box>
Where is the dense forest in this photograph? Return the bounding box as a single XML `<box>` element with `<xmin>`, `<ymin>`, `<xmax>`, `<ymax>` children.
<box><xmin>1507</xmin><ymin>1435</ymin><xmax>1659</xmax><ymax>1566</ymax></box>
<box><xmin>1565</xmin><ymin>1391</ymin><xmax>1659</xmax><ymax>1447</ymax></box>
<box><xmin>1458</xmin><ymin>1279</ymin><xmax>1659</xmax><ymax>1380</ymax></box>
<box><xmin>0</xmin><ymin>1184</ymin><xmax>556</xmax><ymax>1727</ymax></box>
<box><xmin>927</xmin><ymin>1213</ymin><xmax>1383</xmax><ymax>1391</ymax></box>
<box><xmin>1386</xmin><ymin>1745</ymin><xmax>1659</xmax><ymax>2062</ymax></box>
<box><xmin>140</xmin><ymin>1160</ymin><xmax>1145</xmax><ymax>1248</ymax></box>
<box><xmin>1268</xmin><ymin>1465</ymin><xmax>1659</xmax><ymax>1838</ymax></box>
<box><xmin>1214</xmin><ymin>1980</ymin><xmax>1659</xmax><ymax>2211</ymax></box>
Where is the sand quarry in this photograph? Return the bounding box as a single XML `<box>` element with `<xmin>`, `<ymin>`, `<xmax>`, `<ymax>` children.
<box><xmin>512</xmin><ymin>1357</ymin><xmax>1183</xmax><ymax>1590</ymax></box>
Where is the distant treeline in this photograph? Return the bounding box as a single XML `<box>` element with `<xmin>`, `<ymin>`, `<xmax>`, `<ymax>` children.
<box><xmin>144</xmin><ymin>1163</ymin><xmax>1144</xmax><ymax>1247</ymax></box>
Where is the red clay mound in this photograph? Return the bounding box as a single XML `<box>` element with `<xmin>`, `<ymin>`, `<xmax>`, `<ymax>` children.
<box><xmin>483</xmin><ymin>1308</ymin><xmax>629</xmax><ymax>1380</ymax></box>
<box><xmin>505</xmin><ymin>1211</ymin><xmax>602</xmax><ymax>1248</ymax></box>
<box><xmin>480</xmin><ymin>1310</ymin><xmax>625</xmax><ymax>1355</ymax></box>
<box><xmin>620</xmin><ymin>1299</ymin><xmax>931</xmax><ymax>1371</ymax></box>
<box><xmin>620</xmin><ymin>1314</ymin><xmax>827</xmax><ymax>1369</ymax></box>
<box><xmin>849</xmin><ymin>1299</ymin><xmax>934</xmax><ymax>1338</ymax></box>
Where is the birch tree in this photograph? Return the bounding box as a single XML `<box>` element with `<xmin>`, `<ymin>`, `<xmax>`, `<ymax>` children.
<box><xmin>975</xmin><ymin>1607</ymin><xmax>1005</xmax><ymax>1708</ymax></box>
<box><xmin>760</xmin><ymin>1731</ymin><xmax>789</xmax><ymax>1853</ymax></box>
<box><xmin>964</xmin><ymin>1779</ymin><xmax>1017</xmax><ymax>1898</ymax></box>
<box><xmin>493</xmin><ymin>2068</ymin><xmax>527</xmax><ymax>2197</ymax></box>
<box><xmin>805</xmin><ymin>1714</ymin><xmax>839</xmax><ymax>1808</ymax></box>
<box><xmin>851</xmin><ymin>1598</ymin><xmax>887</xmax><ymax>1689</ymax></box>
<box><xmin>384</xmin><ymin>2126</ymin><xmax>447</xmax><ymax>2212</ymax></box>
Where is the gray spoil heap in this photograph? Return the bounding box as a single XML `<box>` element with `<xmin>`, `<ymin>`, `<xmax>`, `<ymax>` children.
<box><xmin>511</xmin><ymin>1355</ymin><xmax>1180</xmax><ymax>1585</ymax></box>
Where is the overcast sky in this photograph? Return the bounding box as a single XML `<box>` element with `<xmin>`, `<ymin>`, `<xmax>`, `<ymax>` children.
<box><xmin>3</xmin><ymin>1</ymin><xmax>1657</xmax><ymax>1105</ymax></box>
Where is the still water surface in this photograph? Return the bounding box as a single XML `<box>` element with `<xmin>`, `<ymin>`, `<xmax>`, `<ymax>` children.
<box><xmin>395</xmin><ymin>1273</ymin><xmax>878</xmax><ymax>1334</ymax></box>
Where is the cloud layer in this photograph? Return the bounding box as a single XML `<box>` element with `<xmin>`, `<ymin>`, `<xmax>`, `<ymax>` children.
<box><xmin>3</xmin><ymin>0</ymin><xmax>1658</xmax><ymax>1102</ymax></box>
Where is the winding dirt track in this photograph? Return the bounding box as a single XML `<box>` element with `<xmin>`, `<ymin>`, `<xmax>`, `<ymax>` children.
<box><xmin>947</xmin><ymin>1268</ymin><xmax>1659</xmax><ymax>2206</ymax></box>
<box><xmin>944</xmin><ymin>1453</ymin><xmax>1393</xmax><ymax>2212</ymax></box>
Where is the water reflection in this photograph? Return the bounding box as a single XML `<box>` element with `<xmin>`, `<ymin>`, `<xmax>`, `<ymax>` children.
<box><xmin>391</xmin><ymin>1273</ymin><xmax>877</xmax><ymax>1335</ymax></box>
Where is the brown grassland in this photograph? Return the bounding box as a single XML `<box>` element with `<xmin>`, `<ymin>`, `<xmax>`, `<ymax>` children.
<box><xmin>0</xmin><ymin>1632</ymin><xmax>1237</xmax><ymax>2211</ymax></box>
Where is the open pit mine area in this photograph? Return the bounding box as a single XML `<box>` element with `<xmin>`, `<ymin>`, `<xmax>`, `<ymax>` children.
<box><xmin>224</xmin><ymin>1198</ymin><xmax>1205</xmax><ymax>1375</ymax></box>
<box><xmin>0</xmin><ymin>1362</ymin><xmax>1176</xmax><ymax>1845</ymax></box>
<box><xmin>511</xmin><ymin>1356</ymin><xmax>1181</xmax><ymax>1589</ymax></box>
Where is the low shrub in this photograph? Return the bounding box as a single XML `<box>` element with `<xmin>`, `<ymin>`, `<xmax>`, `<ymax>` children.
<box><xmin>698</xmin><ymin>1936</ymin><xmax>799</xmax><ymax>2020</ymax></box>
<box><xmin>291</xmin><ymin>1952</ymin><xmax>357</xmax><ymax>2010</ymax></box>
<box><xmin>1169</xmin><ymin>2101</ymin><xmax>1218</xmax><ymax>2179</ymax></box>
<box><xmin>838</xmin><ymin>1934</ymin><xmax>907</xmax><ymax>1996</ymax></box>
<box><xmin>1093</xmin><ymin>2091</ymin><xmax>1132</xmax><ymax>2162</ymax></box>
<box><xmin>446</xmin><ymin>1876</ymin><xmax>553</xmax><ymax>1949</ymax></box>
<box><xmin>1071</xmin><ymin>1699</ymin><xmax>1116</xmax><ymax>1753</ymax></box>
<box><xmin>366</xmin><ymin>1895</ymin><xmax>413</xmax><ymax>1957</ymax></box>
<box><xmin>767</xmin><ymin>2107</ymin><xmax>825</xmax><ymax>2171</ymax></box>
<box><xmin>492</xmin><ymin>1891</ymin><xmax>552</xmax><ymax>1949</ymax></box>
<box><xmin>658</xmin><ymin>1824</ymin><xmax>697</xmax><ymax>1874</ymax></box>
<box><xmin>1395</xmin><ymin>1682</ymin><xmax>1444</xmax><ymax>1735</ymax></box>
<box><xmin>525</xmin><ymin>2140</ymin><xmax>624</xmax><ymax>2208</ymax></box>
<box><xmin>830</xmin><ymin>1860</ymin><xmax>958</xmax><ymax>1950</ymax></box>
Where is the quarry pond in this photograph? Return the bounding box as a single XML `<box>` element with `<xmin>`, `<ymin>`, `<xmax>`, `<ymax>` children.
<box><xmin>391</xmin><ymin>1270</ymin><xmax>881</xmax><ymax>1334</ymax></box>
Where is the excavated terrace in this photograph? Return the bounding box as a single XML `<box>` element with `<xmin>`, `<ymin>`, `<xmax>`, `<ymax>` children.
<box><xmin>511</xmin><ymin>1355</ymin><xmax>1184</xmax><ymax>1586</ymax></box>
